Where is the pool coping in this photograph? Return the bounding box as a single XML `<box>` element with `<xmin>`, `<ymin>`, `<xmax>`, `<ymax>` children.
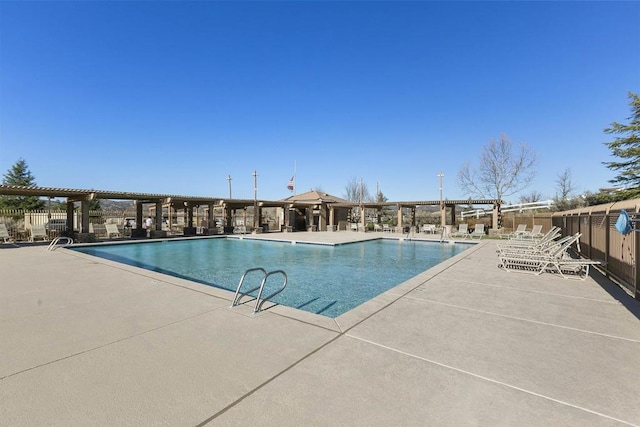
<box><xmin>64</xmin><ymin>234</ymin><xmax>481</xmax><ymax>332</ymax></box>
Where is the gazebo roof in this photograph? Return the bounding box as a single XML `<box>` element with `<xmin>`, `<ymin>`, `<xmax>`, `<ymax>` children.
<box><xmin>281</xmin><ymin>190</ymin><xmax>353</xmax><ymax>205</ymax></box>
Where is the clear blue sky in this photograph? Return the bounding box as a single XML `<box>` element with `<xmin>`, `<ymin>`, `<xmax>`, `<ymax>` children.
<box><xmin>1</xmin><ymin>1</ymin><xmax>638</xmax><ymax>204</ymax></box>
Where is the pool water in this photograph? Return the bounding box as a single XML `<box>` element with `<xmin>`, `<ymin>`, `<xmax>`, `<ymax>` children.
<box><xmin>72</xmin><ymin>238</ymin><xmax>469</xmax><ymax>317</ymax></box>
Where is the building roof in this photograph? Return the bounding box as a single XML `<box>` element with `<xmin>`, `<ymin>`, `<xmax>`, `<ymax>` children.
<box><xmin>281</xmin><ymin>190</ymin><xmax>353</xmax><ymax>205</ymax></box>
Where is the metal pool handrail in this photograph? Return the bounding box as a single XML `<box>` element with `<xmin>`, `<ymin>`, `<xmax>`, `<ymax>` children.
<box><xmin>231</xmin><ymin>267</ymin><xmax>288</xmax><ymax>314</ymax></box>
<box><xmin>47</xmin><ymin>236</ymin><xmax>74</xmax><ymax>251</ymax></box>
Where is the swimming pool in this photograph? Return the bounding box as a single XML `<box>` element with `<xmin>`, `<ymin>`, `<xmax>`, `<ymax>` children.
<box><xmin>72</xmin><ymin>238</ymin><xmax>470</xmax><ymax>317</ymax></box>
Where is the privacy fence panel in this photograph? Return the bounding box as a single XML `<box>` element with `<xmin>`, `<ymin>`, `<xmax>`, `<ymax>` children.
<box><xmin>554</xmin><ymin>200</ymin><xmax>639</xmax><ymax>300</ymax></box>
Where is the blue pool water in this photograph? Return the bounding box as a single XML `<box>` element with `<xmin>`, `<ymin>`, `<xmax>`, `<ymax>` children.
<box><xmin>72</xmin><ymin>238</ymin><xmax>469</xmax><ymax>317</ymax></box>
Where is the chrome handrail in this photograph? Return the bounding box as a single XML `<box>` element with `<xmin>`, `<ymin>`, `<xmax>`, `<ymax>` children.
<box><xmin>254</xmin><ymin>270</ymin><xmax>288</xmax><ymax>314</ymax></box>
<box><xmin>230</xmin><ymin>267</ymin><xmax>288</xmax><ymax>314</ymax></box>
<box><xmin>47</xmin><ymin>236</ymin><xmax>74</xmax><ymax>251</ymax></box>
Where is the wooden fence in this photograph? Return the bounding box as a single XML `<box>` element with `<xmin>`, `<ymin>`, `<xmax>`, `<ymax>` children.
<box><xmin>553</xmin><ymin>199</ymin><xmax>639</xmax><ymax>300</ymax></box>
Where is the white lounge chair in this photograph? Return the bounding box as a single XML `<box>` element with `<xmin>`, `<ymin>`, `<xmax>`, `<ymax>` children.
<box><xmin>498</xmin><ymin>233</ymin><xmax>600</xmax><ymax>280</ymax></box>
<box><xmin>105</xmin><ymin>224</ymin><xmax>121</xmax><ymax>238</ymax></box>
<box><xmin>500</xmin><ymin>224</ymin><xmax>527</xmax><ymax>239</ymax></box>
<box><xmin>373</xmin><ymin>224</ymin><xmax>382</xmax><ymax>232</ymax></box>
<box><xmin>470</xmin><ymin>223</ymin><xmax>485</xmax><ymax>239</ymax></box>
<box><xmin>421</xmin><ymin>224</ymin><xmax>436</xmax><ymax>234</ymax></box>
<box><xmin>521</xmin><ymin>224</ymin><xmax>543</xmax><ymax>239</ymax></box>
<box><xmin>29</xmin><ymin>224</ymin><xmax>48</xmax><ymax>242</ymax></box>
<box><xmin>451</xmin><ymin>223</ymin><xmax>469</xmax><ymax>239</ymax></box>
<box><xmin>0</xmin><ymin>223</ymin><xmax>12</xmax><ymax>243</ymax></box>
<box><xmin>498</xmin><ymin>232</ymin><xmax>580</xmax><ymax>257</ymax></box>
<box><xmin>497</xmin><ymin>227</ymin><xmax>561</xmax><ymax>252</ymax></box>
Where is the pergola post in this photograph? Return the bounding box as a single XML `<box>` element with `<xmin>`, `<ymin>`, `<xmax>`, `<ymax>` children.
<box><xmin>492</xmin><ymin>202</ymin><xmax>500</xmax><ymax>230</ymax></box>
<box><xmin>208</xmin><ymin>203</ymin><xmax>215</xmax><ymax>229</ymax></box>
<box><xmin>66</xmin><ymin>200</ymin><xmax>75</xmax><ymax>232</ymax></box>
<box><xmin>155</xmin><ymin>200</ymin><xmax>163</xmax><ymax>231</ymax></box>
<box><xmin>80</xmin><ymin>199</ymin><xmax>90</xmax><ymax>233</ymax></box>
<box><xmin>284</xmin><ymin>204</ymin><xmax>291</xmax><ymax>230</ymax></box>
<box><xmin>397</xmin><ymin>204</ymin><xmax>403</xmax><ymax>230</ymax></box>
<box><xmin>319</xmin><ymin>204</ymin><xmax>327</xmax><ymax>231</ymax></box>
<box><xmin>329</xmin><ymin>206</ymin><xmax>335</xmax><ymax>229</ymax></box>
<box><xmin>136</xmin><ymin>201</ymin><xmax>143</xmax><ymax>230</ymax></box>
<box><xmin>186</xmin><ymin>202</ymin><xmax>194</xmax><ymax>228</ymax></box>
<box><xmin>411</xmin><ymin>207</ymin><xmax>416</xmax><ymax>228</ymax></box>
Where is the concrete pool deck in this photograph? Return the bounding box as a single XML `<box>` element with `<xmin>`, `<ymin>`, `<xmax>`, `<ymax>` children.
<box><xmin>1</xmin><ymin>233</ymin><xmax>639</xmax><ymax>426</ymax></box>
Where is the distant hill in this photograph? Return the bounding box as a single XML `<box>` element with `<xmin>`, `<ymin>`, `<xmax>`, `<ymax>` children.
<box><xmin>97</xmin><ymin>199</ymin><xmax>135</xmax><ymax>211</ymax></box>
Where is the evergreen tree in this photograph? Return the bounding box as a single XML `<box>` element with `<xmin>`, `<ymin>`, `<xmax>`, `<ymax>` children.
<box><xmin>0</xmin><ymin>159</ymin><xmax>46</xmax><ymax>210</ymax></box>
<box><xmin>603</xmin><ymin>92</ymin><xmax>640</xmax><ymax>198</ymax></box>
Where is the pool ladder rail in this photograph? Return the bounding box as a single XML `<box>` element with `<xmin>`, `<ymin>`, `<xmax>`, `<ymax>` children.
<box><xmin>47</xmin><ymin>236</ymin><xmax>74</xmax><ymax>251</ymax></box>
<box><xmin>230</xmin><ymin>267</ymin><xmax>288</xmax><ymax>315</ymax></box>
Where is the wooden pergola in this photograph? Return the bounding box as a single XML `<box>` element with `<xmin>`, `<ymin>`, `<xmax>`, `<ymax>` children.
<box><xmin>0</xmin><ymin>185</ymin><xmax>503</xmax><ymax>235</ymax></box>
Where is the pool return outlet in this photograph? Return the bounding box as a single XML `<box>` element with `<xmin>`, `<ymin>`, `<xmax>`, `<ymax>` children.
<box><xmin>230</xmin><ymin>267</ymin><xmax>288</xmax><ymax>315</ymax></box>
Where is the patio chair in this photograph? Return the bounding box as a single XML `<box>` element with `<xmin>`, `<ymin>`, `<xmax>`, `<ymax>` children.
<box><xmin>498</xmin><ymin>233</ymin><xmax>590</xmax><ymax>279</ymax></box>
<box><xmin>496</xmin><ymin>226</ymin><xmax>562</xmax><ymax>253</ymax></box>
<box><xmin>29</xmin><ymin>224</ymin><xmax>48</xmax><ymax>242</ymax></box>
<box><xmin>518</xmin><ymin>224</ymin><xmax>543</xmax><ymax>239</ymax></box>
<box><xmin>498</xmin><ymin>242</ymin><xmax>600</xmax><ymax>280</ymax></box>
<box><xmin>350</xmin><ymin>223</ymin><xmax>358</xmax><ymax>232</ymax></box>
<box><xmin>374</xmin><ymin>223</ymin><xmax>382</xmax><ymax>232</ymax></box>
<box><xmin>500</xmin><ymin>224</ymin><xmax>527</xmax><ymax>239</ymax></box>
<box><xmin>450</xmin><ymin>223</ymin><xmax>469</xmax><ymax>239</ymax></box>
<box><xmin>421</xmin><ymin>224</ymin><xmax>436</xmax><ymax>234</ymax></box>
<box><xmin>105</xmin><ymin>224</ymin><xmax>121</xmax><ymax>238</ymax></box>
<box><xmin>383</xmin><ymin>224</ymin><xmax>391</xmax><ymax>232</ymax></box>
<box><xmin>498</xmin><ymin>232</ymin><xmax>580</xmax><ymax>258</ymax></box>
<box><xmin>469</xmin><ymin>223</ymin><xmax>485</xmax><ymax>239</ymax></box>
<box><xmin>0</xmin><ymin>223</ymin><xmax>12</xmax><ymax>243</ymax></box>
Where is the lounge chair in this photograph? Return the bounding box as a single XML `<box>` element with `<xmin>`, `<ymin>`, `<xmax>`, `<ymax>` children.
<box><xmin>498</xmin><ymin>232</ymin><xmax>580</xmax><ymax>257</ymax></box>
<box><xmin>470</xmin><ymin>223</ymin><xmax>485</xmax><ymax>239</ymax></box>
<box><xmin>499</xmin><ymin>250</ymin><xmax>601</xmax><ymax>280</ymax></box>
<box><xmin>450</xmin><ymin>223</ymin><xmax>469</xmax><ymax>239</ymax></box>
<box><xmin>383</xmin><ymin>224</ymin><xmax>391</xmax><ymax>233</ymax></box>
<box><xmin>421</xmin><ymin>224</ymin><xmax>436</xmax><ymax>234</ymax></box>
<box><xmin>496</xmin><ymin>226</ymin><xmax>562</xmax><ymax>253</ymax></box>
<box><xmin>497</xmin><ymin>233</ymin><xmax>599</xmax><ymax>279</ymax></box>
<box><xmin>29</xmin><ymin>224</ymin><xmax>48</xmax><ymax>242</ymax></box>
<box><xmin>0</xmin><ymin>223</ymin><xmax>12</xmax><ymax>243</ymax></box>
<box><xmin>518</xmin><ymin>224</ymin><xmax>543</xmax><ymax>239</ymax></box>
<box><xmin>105</xmin><ymin>223</ymin><xmax>121</xmax><ymax>238</ymax></box>
<box><xmin>373</xmin><ymin>224</ymin><xmax>382</xmax><ymax>232</ymax></box>
<box><xmin>350</xmin><ymin>223</ymin><xmax>358</xmax><ymax>232</ymax></box>
<box><xmin>500</xmin><ymin>224</ymin><xmax>527</xmax><ymax>239</ymax></box>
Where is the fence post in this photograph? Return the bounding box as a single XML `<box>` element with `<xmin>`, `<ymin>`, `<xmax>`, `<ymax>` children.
<box><xmin>635</xmin><ymin>228</ymin><xmax>640</xmax><ymax>300</ymax></box>
<box><xmin>605</xmin><ymin>213</ymin><xmax>610</xmax><ymax>277</ymax></box>
<box><xmin>587</xmin><ymin>213</ymin><xmax>592</xmax><ymax>259</ymax></box>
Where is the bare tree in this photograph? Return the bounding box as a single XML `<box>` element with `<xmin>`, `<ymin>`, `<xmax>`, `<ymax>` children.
<box><xmin>554</xmin><ymin>168</ymin><xmax>583</xmax><ymax>211</ymax></box>
<box><xmin>458</xmin><ymin>133</ymin><xmax>537</xmax><ymax>202</ymax></box>
<box><xmin>519</xmin><ymin>191</ymin><xmax>544</xmax><ymax>204</ymax></box>
<box><xmin>343</xmin><ymin>177</ymin><xmax>371</xmax><ymax>203</ymax></box>
<box><xmin>555</xmin><ymin>168</ymin><xmax>577</xmax><ymax>201</ymax></box>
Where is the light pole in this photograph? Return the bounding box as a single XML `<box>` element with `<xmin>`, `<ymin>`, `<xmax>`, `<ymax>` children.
<box><xmin>226</xmin><ymin>175</ymin><xmax>232</xmax><ymax>199</ymax></box>
<box><xmin>438</xmin><ymin>172</ymin><xmax>445</xmax><ymax>228</ymax></box>
<box><xmin>253</xmin><ymin>170</ymin><xmax>259</xmax><ymax>230</ymax></box>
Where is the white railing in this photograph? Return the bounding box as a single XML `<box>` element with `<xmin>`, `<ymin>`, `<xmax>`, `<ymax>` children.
<box><xmin>460</xmin><ymin>200</ymin><xmax>554</xmax><ymax>219</ymax></box>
